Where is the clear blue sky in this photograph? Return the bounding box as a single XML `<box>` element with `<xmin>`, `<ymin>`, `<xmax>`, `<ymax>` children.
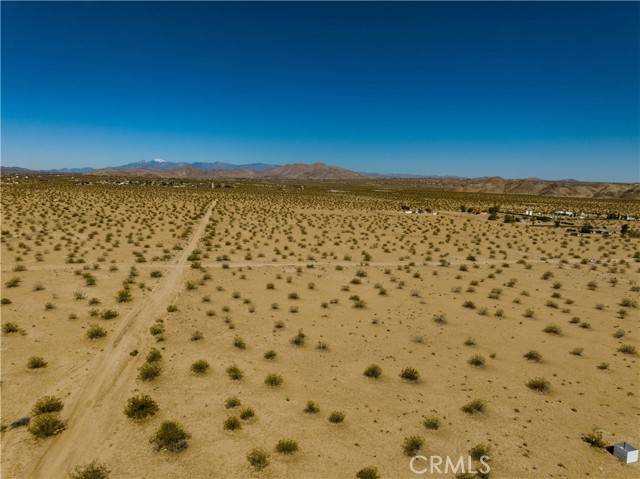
<box><xmin>2</xmin><ymin>2</ymin><xmax>639</xmax><ymax>181</ymax></box>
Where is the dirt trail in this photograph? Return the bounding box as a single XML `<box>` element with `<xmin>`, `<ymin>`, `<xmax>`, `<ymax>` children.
<box><xmin>22</xmin><ymin>200</ymin><xmax>216</xmax><ymax>479</ymax></box>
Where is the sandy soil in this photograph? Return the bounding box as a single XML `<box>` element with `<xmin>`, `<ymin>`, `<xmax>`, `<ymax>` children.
<box><xmin>1</xmin><ymin>182</ymin><xmax>638</xmax><ymax>479</ymax></box>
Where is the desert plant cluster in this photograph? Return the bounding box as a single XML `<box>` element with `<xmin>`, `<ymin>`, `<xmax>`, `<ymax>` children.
<box><xmin>1</xmin><ymin>177</ymin><xmax>638</xmax><ymax>478</ymax></box>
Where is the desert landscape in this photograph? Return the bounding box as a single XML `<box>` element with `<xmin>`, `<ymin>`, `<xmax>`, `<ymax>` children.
<box><xmin>1</xmin><ymin>176</ymin><xmax>638</xmax><ymax>478</ymax></box>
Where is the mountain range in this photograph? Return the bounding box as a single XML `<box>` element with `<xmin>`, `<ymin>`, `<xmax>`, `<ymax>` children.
<box><xmin>1</xmin><ymin>160</ymin><xmax>638</xmax><ymax>199</ymax></box>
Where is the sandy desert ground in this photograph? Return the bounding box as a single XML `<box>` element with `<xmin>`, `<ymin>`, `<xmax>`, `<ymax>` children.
<box><xmin>1</xmin><ymin>178</ymin><xmax>639</xmax><ymax>479</ymax></box>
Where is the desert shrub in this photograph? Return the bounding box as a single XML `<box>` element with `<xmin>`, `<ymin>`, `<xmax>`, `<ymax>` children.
<box><xmin>582</xmin><ymin>430</ymin><xmax>606</xmax><ymax>448</ymax></box>
<box><xmin>264</xmin><ymin>374</ymin><xmax>283</xmax><ymax>387</ymax></box>
<box><xmin>432</xmin><ymin>314</ymin><xmax>447</xmax><ymax>325</ymax></box>
<box><xmin>469</xmin><ymin>443</ymin><xmax>491</xmax><ymax>460</ymax></box>
<box><xmin>101</xmin><ymin>309</ymin><xmax>118</xmax><ymax>320</ymax></box>
<box><xmin>138</xmin><ymin>362</ymin><xmax>161</xmax><ymax>381</ymax></box>
<box><xmin>461</xmin><ymin>399</ymin><xmax>486</xmax><ymax>414</ymax></box>
<box><xmin>328</xmin><ymin>411</ymin><xmax>345</xmax><ymax>423</ymax></box>
<box><xmin>166</xmin><ymin>304</ymin><xmax>177</xmax><ymax>312</ymax></box>
<box><xmin>402</xmin><ymin>435</ymin><xmax>424</xmax><ymax>456</ymax></box>
<box><xmin>275</xmin><ymin>438</ymin><xmax>299</xmax><ymax>454</ymax></box>
<box><xmin>264</xmin><ymin>350</ymin><xmax>277</xmax><ymax>360</ymax></box>
<box><xmin>190</xmin><ymin>330</ymin><xmax>203</xmax><ymax>341</ymax></box>
<box><xmin>247</xmin><ymin>448</ymin><xmax>270</xmax><ymax>471</ymax></box>
<box><xmin>467</xmin><ymin>355</ymin><xmax>486</xmax><ymax>367</ymax></box>
<box><xmin>3</xmin><ymin>322</ymin><xmax>20</xmax><ymax>334</ymax></box>
<box><xmin>116</xmin><ymin>289</ymin><xmax>132</xmax><ymax>303</ymax></box>
<box><xmin>146</xmin><ymin>348</ymin><xmax>162</xmax><ymax>362</ymax></box>
<box><xmin>399</xmin><ymin>367</ymin><xmax>420</xmax><ymax>382</ymax></box>
<box><xmin>27</xmin><ymin>356</ymin><xmax>47</xmax><ymax>369</ymax></box>
<box><xmin>239</xmin><ymin>407</ymin><xmax>255</xmax><ymax>420</ymax></box>
<box><xmin>597</xmin><ymin>362</ymin><xmax>609</xmax><ymax>370</ymax></box>
<box><xmin>225</xmin><ymin>397</ymin><xmax>241</xmax><ymax>409</ymax></box>
<box><xmin>290</xmin><ymin>329</ymin><xmax>306</xmax><ymax>347</ymax></box>
<box><xmin>150</xmin><ymin>270</ymin><xmax>163</xmax><ymax>278</ymax></box>
<box><xmin>124</xmin><ymin>394</ymin><xmax>159</xmax><ymax>420</ymax></box>
<box><xmin>363</xmin><ymin>364</ymin><xmax>382</xmax><ymax>378</ymax></box>
<box><xmin>526</xmin><ymin>377</ymin><xmax>550</xmax><ymax>392</ymax></box>
<box><xmin>356</xmin><ymin>467</ymin><xmax>380</xmax><ymax>479</ymax></box>
<box><xmin>5</xmin><ymin>277</ymin><xmax>21</xmax><ymax>288</ymax></box>
<box><xmin>223</xmin><ymin>416</ymin><xmax>241</xmax><ymax>431</ymax></box>
<box><xmin>464</xmin><ymin>337</ymin><xmax>476</xmax><ymax>346</ymax></box>
<box><xmin>423</xmin><ymin>416</ymin><xmax>440</xmax><ymax>430</ymax></box>
<box><xmin>226</xmin><ymin>365</ymin><xmax>243</xmax><ymax>380</ymax></box>
<box><xmin>524</xmin><ymin>350</ymin><xmax>542</xmax><ymax>362</ymax></box>
<box><xmin>570</xmin><ymin>347</ymin><xmax>584</xmax><ymax>356</ymax></box>
<box><xmin>87</xmin><ymin>325</ymin><xmax>107</xmax><ymax>339</ymax></box>
<box><xmin>618</xmin><ymin>344</ymin><xmax>637</xmax><ymax>355</ymax></box>
<box><xmin>190</xmin><ymin>360</ymin><xmax>210</xmax><ymax>375</ymax></box>
<box><xmin>68</xmin><ymin>461</ymin><xmax>110</xmax><ymax>479</ymax></box>
<box><xmin>32</xmin><ymin>396</ymin><xmax>64</xmax><ymax>415</ymax></box>
<box><xmin>233</xmin><ymin>336</ymin><xmax>246</xmax><ymax>349</ymax></box>
<box><xmin>304</xmin><ymin>401</ymin><xmax>320</xmax><ymax>414</ymax></box>
<box><xmin>543</xmin><ymin>324</ymin><xmax>562</xmax><ymax>335</ymax></box>
<box><xmin>151</xmin><ymin>421</ymin><xmax>189</xmax><ymax>452</ymax></box>
<box><xmin>28</xmin><ymin>413</ymin><xmax>65</xmax><ymax>438</ymax></box>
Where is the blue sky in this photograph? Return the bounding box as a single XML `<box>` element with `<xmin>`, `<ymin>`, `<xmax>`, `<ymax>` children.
<box><xmin>2</xmin><ymin>2</ymin><xmax>639</xmax><ymax>181</ymax></box>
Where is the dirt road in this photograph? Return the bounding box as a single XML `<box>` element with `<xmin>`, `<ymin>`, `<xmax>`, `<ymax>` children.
<box><xmin>21</xmin><ymin>200</ymin><xmax>216</xmax><ymax>478</ymax></box>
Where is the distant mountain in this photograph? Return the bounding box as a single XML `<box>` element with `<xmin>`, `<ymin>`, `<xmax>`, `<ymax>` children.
<box><xmin>111</xmin><ymin>159</ymin><xmax>279</xmax><ymax>172</ymax></box>
<box><xmin>1</xmin><ymin>162</ymin><xmax>638</xmax><ymax>199</ymax></box>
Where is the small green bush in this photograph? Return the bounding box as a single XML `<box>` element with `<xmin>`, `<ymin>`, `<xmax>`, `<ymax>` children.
<box><xmin>68</xmin><ymin>461</ymin><xmax>110</xmax><ymax>479</ymax></box>
<box><xmin>402</xmin><ymin>435</ymin><xmax>424</xmax><ymax>456</ymax></box>
<box><xmin>275</xmin><ymin>438</ymin><xmax>299</xmax><ymax>454</ymax></box>
<box><xmin>190</xmin><ymin>360</ymin><xmax>210</xmax><ymax>375</ymax></box>
<box><xmin>124</xmin><ymin>394</ymin><xmax>159</xmax><ymax>420</ymax></box>
<box><xmin>363</xmin><ymin>364</ymin><xmax>382</xmax><ymax>378</ymax></box>
<box><xmin>32</xmin><ymin>396</ymin><xmax>63</xmax><ymax>415</ymax></box>
<box><xmin>223</xmin><ymin>416</ymin><xmax>241</xmax><ymax>431</ymax></box>
<box><xmin>246</xmin><ymin>448</ymin><xmax>270</xmax><ymax>471</ymax></box>
<box><xmin>28</xmin><ymin>413</ymin><xmax>65</xmax><ymax>438</ymax></box>
<box><xmin>150</xmin><ymin>421</ymin><xmax>189</xmax><ymax>452</ymax></box>
<box><xmin>138</xmin><ymin>362</ymin><xmax>161</xmax><ymax>381</ymax></box>
<box><xmin>328</xmin><ymin>411</ymin><xmax>345</xmax><ymax>423</ymax></box>
<box><xmin>400</xmin><ymin>367</ymin><xmax>420</xmax><ymax>382</ymax></box>
<box><xmin>461</xmin><ymin>399</ymin><xmax>486</xmax><ymax>414</ymax></box>
<box><xmin>27</xmin><ymin>356</ymin><xmax>47</xmax><ymax>369</ymax></box>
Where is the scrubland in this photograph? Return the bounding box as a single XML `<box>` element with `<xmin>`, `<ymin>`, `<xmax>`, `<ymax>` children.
<box><xmin>1</xmin><ymin>178</ymin><xmax>638</xmax><ymax>478</ymax></box>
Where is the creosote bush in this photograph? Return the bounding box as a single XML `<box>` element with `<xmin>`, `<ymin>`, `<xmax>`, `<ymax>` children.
<box><xmin>400</xmin><ymin>367</ymin><xmax>420</xmax><ymax>382</ymax></box>
<box><xmin>363</xmin><ymin>364</ymin><xmax>382</xmax><ymax>378</ymax></box>
<box><xmin>461</xmin><ymin>399</ymin><xmax>486</xmax><ymax>414</ymax></box>
<box><xmin>524</xmin><ymin>350</ymin><xmax>542</xmax><ymax>362</ymax></box>
<box><xmin>304</xmin><ymin>401</ymin><xmax>320</xmax><ymax>414</ymax></box>
<box><xmin>190</xmin><ymin>360</ymin><xmax>210</xmax><ymax>375</ymax></box>
<box><xmin>582</xmin><ymin>430</ymin><xmax>606</xmax><ymax>448</ymax></box>
<box><xmin>275</xmin><ymin>438</ymin><xmax>299</xmax><ymax>454</ymax></box>
<box><xmin>264</xmin><ymin>374</ymin><xmax>283</xmax><ymax>387</ymax></box>
<box><xmin>402</xmin><ymin>435</ymin><xmax>424</xmax><ymax>456</ymax></box>
<box><xmin>27</xmin><ymin>356</ymin><xmax>47</xmax><ymax>369</ymax></box>
<box><xmin>32</xmin><ymin>396</ymin><xmax>64</xmax><ymax>415</ymax></box>
<box><xmin>469</xmin><ymin>443</ymin><xmax>491</xmax><ymax>460</ymax></box>
<box><xmin>28</xmin><ymin>413</ymin><xmax>65</xmax><ymax>438</ymax></box>
<box><xmin>138</xmin><ymin>362</ymin><xmax>161</xmax><ymax>381</ymax></box>
<box><xmin>247</xmin><ymin>448</ymin><xmax>270</xmax><ymax>471</ymax></box>
<box><xmin>87</xmin><ymin>325</ymin><xmax>107</xmax><ymax>339</ymax></box>
<box><xmin>356</xmin><ymin>467</ymin><xmax>380</xmax><ymax>479</ymax></box>
<box><xmin>526</xmin><ymin>377</ymin><xmax>551</xmax><ymax>392</ymax></box>
<box><xmin>68</xmin><ymin>461</ymin><xmax>110</xmax><ymax>479</ymax></box>
<box><xmin>151</xmin><ymin>421</ymin><xmax>189</xmax><ymax>452</ymax></box>
<box><xmin>423</xmin><ymin>416</ymin><xmax>440</xmax><ymax>430</ymax></box>
<box><xmin>328</xmin><ymin>411</ymin><xmax>345</xmax><ymax>423</ymax></box>
<box><xmin>124</xmin><ymin>394</ymin><xmax>159</xmax><ymax>420</ymax></box>
<box><xmin>224</xmin><ymin>416</ymin><xmax>241</xmax><ymax>431</ymax></box>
